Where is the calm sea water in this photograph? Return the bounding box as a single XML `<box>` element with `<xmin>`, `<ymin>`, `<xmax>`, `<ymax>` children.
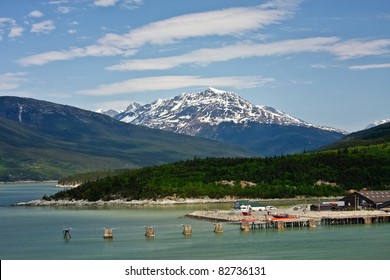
<box><xmin>0</xmin><ymin>183</ymin><xmax>389</xmax><ymax>260</ymax></box>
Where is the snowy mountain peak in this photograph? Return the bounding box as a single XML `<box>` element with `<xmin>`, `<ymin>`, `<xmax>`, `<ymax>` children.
<box><xmin>125</xmin><ymin>101</ymin><xmax>142</xmax><ymax>112</ymax></box>
<box><xmin>365</xmin><ymin>118</ymin><xmax>390</xmax><ymax>129</ymax></box>
<box><xmin>112</xmin><ymin>88</ymin><xmax>344</xmax><ymax>136</ymax></box>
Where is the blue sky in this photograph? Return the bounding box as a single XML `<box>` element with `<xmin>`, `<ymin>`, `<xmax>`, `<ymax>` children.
<box><xmin>0</xmin><ymin>0</ymin><xmax>389</xmax><ymax>132</ymax></box>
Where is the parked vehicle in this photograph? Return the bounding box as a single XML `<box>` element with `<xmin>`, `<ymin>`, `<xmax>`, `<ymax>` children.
<box><xmin>235</xmin><ymin>200</ymin><xmax>266</xmax><ymax>211</ymax></box>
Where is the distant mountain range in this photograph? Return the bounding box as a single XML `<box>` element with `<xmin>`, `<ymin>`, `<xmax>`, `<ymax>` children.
<box><xmin>103</xmin><ymin>87</ymin><xmax>347</xmax><ymax>156</ymax></box>
<box><xmin>0</xmin><ymin>96</ymin><xmax>250</xmax><ymax>182</ymax></box>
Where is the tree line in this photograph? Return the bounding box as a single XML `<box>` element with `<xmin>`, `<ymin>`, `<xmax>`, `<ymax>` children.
<box><xmin>51</xmin><ymin>144</ymin><xmax>390</xmax><ymax>201</ymax></box>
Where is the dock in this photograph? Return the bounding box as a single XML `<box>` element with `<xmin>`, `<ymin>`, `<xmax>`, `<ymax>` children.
<box><xmin>185</xmin><ymin>209</ymin><xmax>390</xmax><ymax>231</ymax></box>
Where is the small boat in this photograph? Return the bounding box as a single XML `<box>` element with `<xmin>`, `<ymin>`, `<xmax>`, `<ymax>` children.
<box><xmin>103</xmin><ymin>227</ymin><xmax>113</xmax><ymax>239</ymax></box>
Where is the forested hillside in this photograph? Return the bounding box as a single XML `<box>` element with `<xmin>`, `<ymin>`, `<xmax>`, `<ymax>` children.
<box><xmin>52</xmin><ymin>143</ymin><xmax>390</xmax><ymax>201</ymax></box>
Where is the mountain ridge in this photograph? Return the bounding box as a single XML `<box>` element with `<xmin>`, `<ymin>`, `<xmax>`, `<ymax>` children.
<box><xmin>114</xmin><ymin>87</ymin><xmax>345</xmax><ymax>134</ymax></box>
<box><xmin>0</xmin><ymin>96</ymin><xmax>251</xmax><ymax>182</ymax></box>
<box><xmin>105</xmin><ymin>87</ymin><xmax>346</xmax><ymax>155</ymax></box>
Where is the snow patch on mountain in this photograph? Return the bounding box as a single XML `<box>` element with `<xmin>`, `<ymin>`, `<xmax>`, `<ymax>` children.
<box><xmin>365</xmin><ymin>118</ymin><xmax>390</xmax><ymax>129</ymax></box>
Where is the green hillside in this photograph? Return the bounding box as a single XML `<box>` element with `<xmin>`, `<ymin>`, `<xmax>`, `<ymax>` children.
<box><xmin>0</xmin><ymin>96</ymin><xmax>251</xmax><ymax>182</ymax></box>
<box><xmin>52</xmin><ymin>140</ymin><xmax>390</xmax><ymax>201</ymax></box>
<box><xmin>320</xmin><ymin>122</ymin><xmax>390</xmax><ymax>150</ymax></box>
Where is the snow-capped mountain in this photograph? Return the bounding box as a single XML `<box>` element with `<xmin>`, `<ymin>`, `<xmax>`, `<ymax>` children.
<box><xmin>365</xmin><ymin>118</ymin><xmax>390</xmax><ymax>129</ymax></box>
<box><xmin>115</xmin><ymin>87</ymin><xmax>343</xmax><ymax>135</ymax></box>
<box><xmin>96</xmin><ymin>108</ymin><xmax>121</xmax><ymax>118</ymax></box>
<box><xmin>106</xmin><ymin>88</ymin><xmax>345</xmax><ymax>156</ymax></box>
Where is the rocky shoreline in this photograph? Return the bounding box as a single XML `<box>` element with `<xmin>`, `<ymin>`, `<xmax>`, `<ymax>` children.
<box><xmin>13</xmin><ymin>197</ymin><xmax>236</xmax><ymax>207</ymax></box>
<box><xmin>13</xmin><ymin>196</ymin><xmax>342</xmax><ymax>207</ymax></box>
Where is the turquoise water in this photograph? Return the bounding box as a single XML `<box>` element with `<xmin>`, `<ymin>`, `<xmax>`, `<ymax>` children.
<box><xmin>0</xmin><ymin>183</ymin><xmax>389</xmax><ymax>260</ymax></box>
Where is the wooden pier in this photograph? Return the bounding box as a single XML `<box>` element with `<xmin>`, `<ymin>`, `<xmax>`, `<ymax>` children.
<box><xmin>241</xmin><ymin>218</ymin><xmax>315</xmax><ymax>230</ymax></box>
<box><xmin>320</xmin><ymin>215</ymin><xmax>389</xmax><ymax>226</ymax></box>
<box><xmin>239</xmin><ymin>213</ymin><xmax>390</xmax><ymax>230</ymax></box>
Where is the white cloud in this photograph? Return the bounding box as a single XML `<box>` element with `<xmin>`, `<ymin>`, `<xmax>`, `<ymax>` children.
<box><xmin>107</xmin><ymin>37</ymin><xmax>390</xmax><ymax>71</ymax></box>
<box><xmin>31</xmin><ymin>20</ymin><xmax>55</xmax><ymax>34</ymax></box>
<box><xmin>68</xmin><ymin>29</ymin><xmax>77</xmax><ymax>34</ymax></box>
<box><xmin>57</xmin><ymin>6</ymin><xmax>73</xmax><ymax>14</ymax></box>
<box><xmin>18</xmin><ymin>45</ymin><xmax>127</xmax><ymax>66</ymax></box>
<box><xmin>9</xmin><ymin>26</ymin><xmax>24</xmax><ymax>38</ymax></box>
<box><xmin>292</xmin><ymin>80</ymin><xmax>313</xmax><ymax>85</ymax></box>
<box><xmin>0</xmin><ymin>18</ymin><xmax>16</xmax><ymax>26</ymax></box>
<box><xmin>93</xmin><ymin>0</ymin><xmax>118</xmax><ymax>7</ymax></box>
<box><xmin>94</xmin><ymin>99</ymin><xmax>135</xmax><ymax>111</ymax></box>
<box><xmin>47</xmin><ymin>1</ymin><xmax>69</xmax><ymax>4</ymax></box>
<box><xmin>107</xmin><ymin>37</ymin><xmax>341</xmax><ymax>71</ymax></box>
<box><xmin>77</xmin><ymin>75</ymin><xmax>274</xmax><ymax>96</ymax></box>
<box><xmin>98</xmin><ymin>0</ymin><xmax>299</xmax><ymax>49</ymax></box>
<box><xmin>0</xmin><ymin>72</ymin><xmax>28</xmax><ymax>91</ymax></box>
<box><xmin>121</xmin><ymin>0</ymin><xmax>144</xmax><ymax>10</ymax></box>
<box><xmin>29</xmin><ymin>11</ymin><xmax>44</xmax><ymax>18</ymax></box>
<box><xmin>328</xmin><ymin>39</ymin><xmax>390</xmax><ymax>60</ymax></box>
<box><xmin>349</xmin><ymin>63</ymin><xmax>390</xmax><ymax>70</ymax></box>
<box><xmin>0</xmin><ymin>18</ymin><xmax>23</xmax><ymax>39</ymax></box>
<box><xmin>310</xmin><ymin>64</ymin><xmax>331</xmax><ymax>69</ymax></box>
<box><xmin>18</xmin><ymin>0</ymin><xmax>299</xmax><ymax>66</ymax></box>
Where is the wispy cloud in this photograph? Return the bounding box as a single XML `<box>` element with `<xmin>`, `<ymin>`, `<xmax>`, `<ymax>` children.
<box><xmin>98</xmin><ymin>0</ymin><xmax>299</xmax><ymax>49</ymax></box>
<box><xmin>327</xmin><ymin>39</ymin><xmax>390</xmax><ymax>60</ymax></box>
<box><xmin>9</xmin><ymin>26</ymin><xmax>24</xmax><ymax>39</ymax></box>
<box><xmin>18</xmin><ymin>0</ymin><xmax>299</xmax><ymax>66</ymax></box>
<box><xmin>47</xmin><ymin>1</ymin><xmax>69</xmax><ymax>4</ymax></box>
<box><xmin>93</xmin><ymin>0</ymin><xmax>118</xmax><ymax>7</ymax></box>
<box><xmin>292</xmin><ymin>80</ymin><xmax>313</xmax><ymax>85</ymax></box>
<box><xmin>107</xmin><ymin>37</ymin><xmax>340</xmax><ymax>71</ymax></box>
<box><xmin>107</xmin><ymin>37</ymin><xmax>390</xmax><ymax>71</ymax></box>
<box><xmin>57</xmin><ymin>6</ymin><xmax>73</xmax><ymax>14</ymax></box>
<box><xmin>121</xmin><ymin>0</ymin><xmax>144</xmax><ymax>10</ymax></box>
<box><xmin>349</xmin><ymin>63</ymin><xmax>390</xmax><ymax>70</ymax></box>
<box><xmin>18</xmin><ymin>45</ymin><xmax>126</xmax><ymax>66</ymax></box>
<box><xmin>77</xmin><ymin>75</ymin><xmax>274</xmax><ymax>96</ymax></box>
<box><xmin>28</xmin><ymin>11</ymin><xmax>44</xmax><ymax>18</ymax></box>
<box><xmin>0</xmin><ymin>72</ymin><xmax>28</xmax><ymax>91</ymax></box>
<box><xmin>0</xmin><ymin>17</ymin><xmax>24</xmax><ymax>39</ymax></box>
<box><xmin>31</xmin><ymin>20</ymin><xmax>55</xmax><ymax>34</ymax></box>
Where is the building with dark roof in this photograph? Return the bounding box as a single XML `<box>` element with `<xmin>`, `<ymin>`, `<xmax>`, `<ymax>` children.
<box><xmin>340</xmin><ymin>190</ymin><xmax>390</xmax><ymax>210</ymax></box>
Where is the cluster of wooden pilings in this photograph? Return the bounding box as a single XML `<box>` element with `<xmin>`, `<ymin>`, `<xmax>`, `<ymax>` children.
<box><xmin>240</xmin><ymin>219</ymin><xmax>316</xmax><ymax>231</ymax></box>
<box><xmin>239</xmin><ymin>214</ymin><xmax>390</xmax><ymax>231</ymax></box>
<box><xmin>320</xmin><ymin>215</ymin><xmax>389</xmax><ymax>226</ymax></box>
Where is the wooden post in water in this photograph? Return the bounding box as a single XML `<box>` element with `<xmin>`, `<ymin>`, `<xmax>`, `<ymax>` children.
<box><xmin>214</xmin><ymin>223</ymin><xmax>223</xmax><ymax>233</ymax></box>
<box><xmin>364</xmin><ymin>217</ymin><xmax>372</xmax><ymax>224</ymax></box>
<box><xmin>240</xmin><ymin>222</ymin><xmax>251</xmax><ymax>232</ymax></box>
<box><xmin>103</xmin><ymin>227</ymin><xmax>113</xmax><ymax>239</ymax></box>
<box><xmin>309</xmin><ymin>219</ymin><xmax>317</xmax><ymax>228</ymax></box>
<box><xmin>277</xmin><ymin>221</ymin><xmax>285</xmax><ymax>229</ymax></box>
<box><xmin>182</xmin><ymin>224</ymin><xmax>192</xmax><ymax>235</ymax></box>
<box><xmin>63</xmin><ymin>228</ymin><xmax>71</xmax><ymax>239</ymax></box>
<box><xmin>145</xmin><ymin>226</ymin><xmax>155</xmax><ymax>237</ymax></box>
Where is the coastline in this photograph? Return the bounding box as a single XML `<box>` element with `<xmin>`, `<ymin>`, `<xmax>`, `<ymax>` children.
<box><xmin>0</xmin><ymin>180</ymin><xmax>58</xmax><ymax>185</ymax></box>
<box><xmin>13</xmin><ymin>197</ymin><xmax>236</xmax><ymax>207</ymax></box>
<box><xmin>12</xmin><ymin>197</ymin><xmax>338</xmax><ymax>208</ymax></box>
<box><xmin>13</xmin><ymin>195</ymin><xmax>342</xmax><ymax>207</ymax></box>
